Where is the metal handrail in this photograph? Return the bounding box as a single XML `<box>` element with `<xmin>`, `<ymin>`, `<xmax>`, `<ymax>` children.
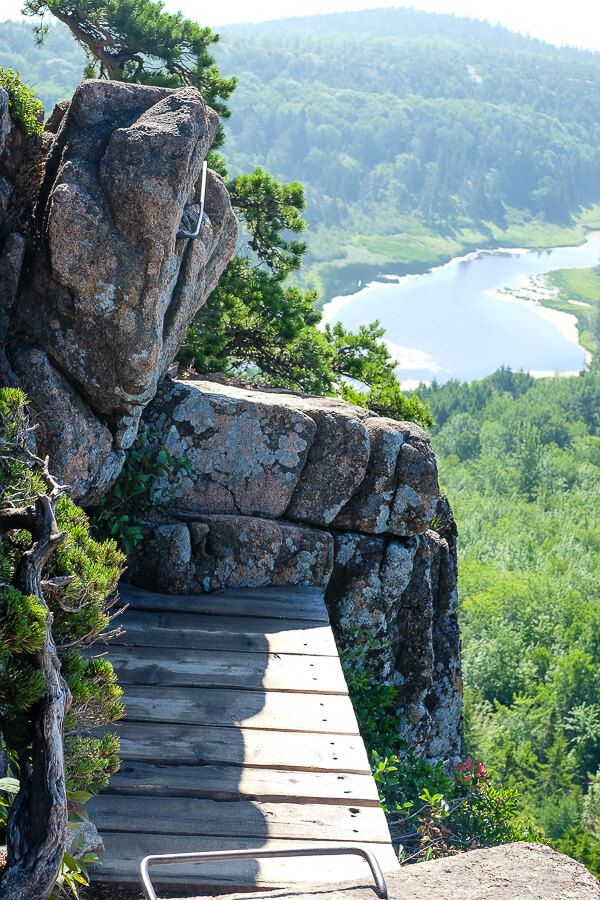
<box><xmin>177</xmin><ymin>160</ymin><xmax>208</xmax><ymax>239</ymax></box>
<box><xmin>139</xmin><ymin>844</ymin><xmax>389</xmax><ymax>899</ymax></box>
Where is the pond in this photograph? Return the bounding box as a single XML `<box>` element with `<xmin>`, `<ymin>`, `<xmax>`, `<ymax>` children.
<box><xmin>321</xmin><ymin>234</ymin><xmax>600</xmax><ymax>386</ymax></box>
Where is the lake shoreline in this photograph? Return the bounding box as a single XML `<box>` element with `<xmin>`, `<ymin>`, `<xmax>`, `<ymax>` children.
<box><xmin>313</xmin><ymin>223</ymin><xmax>590</xmax><ymax>306</ymax></box>
<box><xmin>321</xmin><ymin>234</ymin><xmax>600</xmax><ymax>386</ymax></box>
<box><xmin>486</xmin><ymin>275</ymin><xmax>594</xmax><ymax>369</ymax></box>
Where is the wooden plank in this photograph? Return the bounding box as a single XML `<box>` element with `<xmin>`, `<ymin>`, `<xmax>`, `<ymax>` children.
<box><xmin>122</xmin><ymin>685</ymin><xmax>360</xmax><ymax>734</ymax></box>
<box><xmin>115</xmin><ymin>723</ymin><xmax>371</xmax><ymax>774</ymax></box>
<box><xmin>93</xmin><ymin>834</ymin><xmax>400</xmax><ymax>887</ymax></box>
<box><xmin>112</xmin><ymin>608</ymin><xmax>338</xmax><ymax>656</ymax></box>
<box><xmin>107</xmin><ymin>761</ymin><xmax>380</xmax><ymax>806</ymax></box>
<box><xmin>119</xmin><ymin>583</ymin><xmax>329</xmax><ymax>622</ymax></box>
<box><xmin>89</xmin><ymin>795</ymin><xmax>392</xmax><ymax>843</ymax></box>
<box><xmin>107</xmin><ymin>646</ymin><xmax>348</xmax><ymax>694</ymax></box>
<box><xmin>91</xmin><ymin>584</ymin><xmax>396</xmax><ymax>893</ymax></box>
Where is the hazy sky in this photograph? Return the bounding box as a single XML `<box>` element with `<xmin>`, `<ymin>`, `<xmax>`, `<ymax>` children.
<box><xmin>3</xmin><ymin>0</ymin><xmax>600</xmax><ymax>53</ymax></box>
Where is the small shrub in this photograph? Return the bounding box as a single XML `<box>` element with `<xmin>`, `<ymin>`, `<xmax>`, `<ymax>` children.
<box><xmin>92</xmin><ymin>426</ymin><xmax>191</xmax><ymax>553</ymax></box>
<box><xmin>0</xmin><ymin>67</ymin><xmax>44</xmax><ymax>135</ymax></box>
<box><xmin>0</xmin><ymin>388</ymin><xmax>125</xmax><ymax>897</ymax></box>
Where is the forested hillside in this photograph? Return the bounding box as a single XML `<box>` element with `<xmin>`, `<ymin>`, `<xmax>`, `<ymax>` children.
<box><xmin>0</xmin><ymin>16</ymin><xmax>81</xmax><ymax>106</ymax></box>
<box><xmin>3</xmin><ymin>10</ymin><xmax>600</xmax><ymax>296</ymax></box>
<box><xmin>220</xmin><ymin>10</ymin><xmax>600</xmax><ymax>223</ymax></box>
<box><xmin>217</xmin><ymin>10</ymin><xmax>600</xmax><ymax>294</ymax></box>
<box><xmin>420</xmin><ymin>369</ymin><xmax>600</xmax><ymax>874</ymax></box>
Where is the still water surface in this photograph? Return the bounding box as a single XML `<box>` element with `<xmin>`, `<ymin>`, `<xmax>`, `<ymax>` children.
<box><xmin>322</xmin><ymin>235</ymin><xmax>600</xmax><ymax>385</ymax></box>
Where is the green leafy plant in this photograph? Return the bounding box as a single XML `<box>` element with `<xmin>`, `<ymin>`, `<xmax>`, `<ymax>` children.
<box><xmin>92</xmin><ymin>427</ymin><xmax>191</xmax><ymax>553</ymax></box>
<box><xmin>1</xmin><ymin>775</ymin><xmax>99</xmax><ymax>898</ymax></box>
<box><xmin>51</xmin><ymin>786</ymin><xmax>100</xmax><ymax>899</ymax></box>
<box><xmin>0</xmin><ymin>67</ymin><xmax>44</xmax><ymax>135</ymax></box>
<box><xmin>341</xmin><ymin>627</ymin><xmax>537</xmax><ymax>864</ymax></box>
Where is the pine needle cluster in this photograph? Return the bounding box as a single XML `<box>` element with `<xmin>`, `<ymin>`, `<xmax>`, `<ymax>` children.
<box><xmin>0</xmin><ymin>388</ymin><xmax>125</xmax><ymax>795</ymax></box>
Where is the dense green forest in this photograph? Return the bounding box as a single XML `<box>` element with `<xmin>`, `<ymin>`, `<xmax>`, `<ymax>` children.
<box><xmin>419</xmin><ymin>369</ymin><xmax>600</xmax><ymax>874</ymax></box>
<box><xmin>0</xmin><ymin>16</ymin><xmax>81</xmax><ymax>106</ymax></box>
<box><xmin>219</xmin><ymin>10</ymin><xmax>600</xmax><ymax>224</ymax></box>
<box><xmin>3</xmin><ymin>10</ymin><xmax>600</xmax><ymax>296</ymax></box>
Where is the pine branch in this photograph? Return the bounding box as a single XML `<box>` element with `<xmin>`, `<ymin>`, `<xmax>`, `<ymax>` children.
<box><xmin>1</xmin><ymin>492</ymin><xmax>72</xmax><ymax>900</ymax></box>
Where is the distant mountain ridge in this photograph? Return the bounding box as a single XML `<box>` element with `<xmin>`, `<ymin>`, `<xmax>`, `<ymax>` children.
<box><xmin>213</xmin><ymin>9</ymin><xmax>600</xmax><ymax>294</ymax></box>
<box><xmin>221</xmin><ymin>7</ymin><xmax>575</xmax><ymax>52</ymax></box>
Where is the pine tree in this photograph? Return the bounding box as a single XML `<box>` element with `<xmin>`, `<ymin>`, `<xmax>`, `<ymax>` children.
<box><xmin>23</xmin><ymin>0</ymin><xmax>235</xmax><ymax>117</ymax></box>
<box><xmin>0</xmin><ymin>388</ymin><xmax>124</xmax><ymax>900</ymax></box>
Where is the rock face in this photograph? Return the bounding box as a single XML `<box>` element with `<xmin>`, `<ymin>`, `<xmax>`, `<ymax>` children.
<box><xmin>283</xmin><ymin>395</ymin><xmax>371</xmax><ymax>525</ymax></box>
<box><xmin>325</xmin><ymin>524</ymin><xmax>461</xmax><ymax>756</ymax></box>
<box><xmin>143</xmin><ymin>379</ymin><xmax>316</xmax><ymax>518</ymax></box>
<box><xmin>4</xmin><ymin>80</ymin><xmax>237</xmax><ymax>500</ymax></box>
<box><xmin>127</xmin><ymin>514</ymin><xmax>333</xmax><ymax>594</ymax></box>
<box><xmin>142</xmin><ymin>379</ymin><xmax>440</xmax><ymax>537</ymax></box>
<box><xmin>128</xmin><ymin>376</ymin><xmax>462</xmax><ymax>760</ymax></box>
<box><xmin>11</xmin><ymin>343</ymin><xmax>125</xmax><ymax>505</ymax></box>
<box><xmin>333</xmin><ymin>417</ymin><xmax>439</xmax><ymax>536</ymax></box>
<box><xmin>0</xmin><ymin>234</ymin><xmax>25</xmax><ymax>342</ymax></box>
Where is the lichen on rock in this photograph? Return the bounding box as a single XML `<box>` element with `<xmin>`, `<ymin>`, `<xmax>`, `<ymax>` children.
<box><xmin>142</xmin><ymin>379</ymin><xmax>316</xmax><ymax>518</ymax></box>
<box><xmin>126</xmin><ymin>513</ymin><xmax>333</xmax><ymax>593</ymax></box>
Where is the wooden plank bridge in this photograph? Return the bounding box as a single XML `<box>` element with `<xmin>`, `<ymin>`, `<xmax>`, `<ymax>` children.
<box><xmin>90</xmin><ymin>583</ymin><xmax>399</xmax><ymax>894</ymax></box>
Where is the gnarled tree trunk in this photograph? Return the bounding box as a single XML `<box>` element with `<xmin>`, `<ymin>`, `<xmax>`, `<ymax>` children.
<box><xmin>0</xmin><ymin>494</ymin><xmax>72</xmax><ymax>900</ymax></box>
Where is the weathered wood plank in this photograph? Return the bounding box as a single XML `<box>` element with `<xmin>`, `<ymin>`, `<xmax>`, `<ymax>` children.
<box><xmin>89</xmin><ymin>795</ymin><xmax>391</xmax><ymax>843</ymax></box>
<box><xmin>122</xmin><ymin>685</ymin><xmax>360</xmax><ymax>734</ymax></box>
<box><xmin>93</xmin><ymin>834</ymin><xmax>400</xmax><ymax>887</ymax></box>
<box><xmin>93</xmin><ymin>583</ymin><xmax>396</xmax><ymax>893</ymax></box>
<box><xmin>107</xmin><ymin>646</ymin><xmax>348</xmax><ymax>694</ymax></box>
<box><xmin>120</xmin><ymin>583</ymin><xmax>329</xmax><ymax>622</ymax></box>
<box><xmin>112</xmin><ymin>608</ymin><xmax>338</xmax><ymax>656</ymax></box>
<box><xmin>115</xmin><ymin>723</ymin><xmax>371</xmax><ymax>774</ymax></box>
<box><xmin>107</xmin><ymin>761</ymin><xmax>380</xmax><ymax>806</ymax></box>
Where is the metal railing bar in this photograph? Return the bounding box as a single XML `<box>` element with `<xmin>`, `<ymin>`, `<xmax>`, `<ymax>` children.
<box><xmin>177</xmin><ymin>160</ymin><xmax>208</xmax><ymax>240</ymax></box>
<box><xmin>139</xmin><ymin>844</ymin><xmax>389</xmax><ymax>900</ymax></box>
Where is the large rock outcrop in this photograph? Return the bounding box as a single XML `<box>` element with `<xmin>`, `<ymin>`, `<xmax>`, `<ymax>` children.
<box><xmin>3</xmin><ymin>80</ymin><xmax>237</xmax><ymax>501</ymax></box>
<box><xmin>142</xmin><ymin>379</ymin><xmax>440</xmax><ymax>536</ymax></box>
<box><xmin>128</xmin><ymin>376</ymin><xmax>462</xmax><ymax>758</ymax></box>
